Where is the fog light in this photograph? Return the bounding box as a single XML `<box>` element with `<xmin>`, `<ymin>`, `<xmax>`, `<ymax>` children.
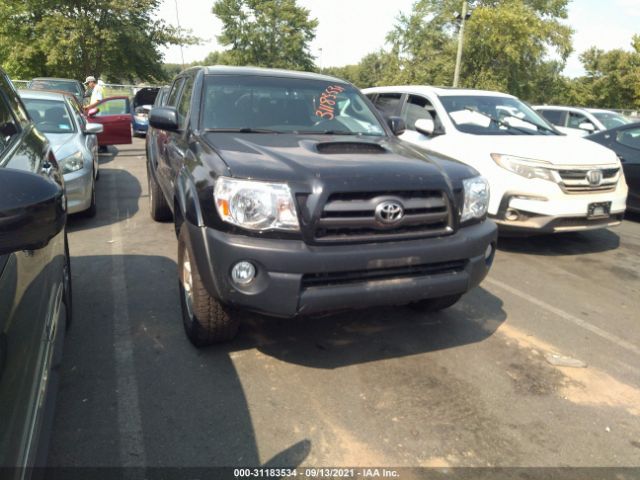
<box><xmin>231</xmin><ymin>261</ymin><xmax>256</xmax><ymax>286</ymax></box>
<box><xmin>505</xmin><ymin>209</ymin><xmax>520</xmax><ymax>221</ymax></box>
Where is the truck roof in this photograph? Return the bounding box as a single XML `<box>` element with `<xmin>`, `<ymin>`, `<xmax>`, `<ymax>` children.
<box><xmin>189</xmin><ymin>65</ymin><xmax>349</xmax><ymax>85</ymax></box>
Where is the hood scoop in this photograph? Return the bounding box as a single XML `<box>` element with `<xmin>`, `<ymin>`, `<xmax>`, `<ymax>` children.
<box><xmin>316</xmin><ymin>142</ymin><xmax>387</xmax><ymax>155</ymax></box>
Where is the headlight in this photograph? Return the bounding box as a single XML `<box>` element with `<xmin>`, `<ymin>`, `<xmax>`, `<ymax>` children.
<box><xmin>214</xmin><ymin>177</ymin><xmax>300</xmax><ymax>231</ymax></box>
<box><xmin>491</xmin><ymin>153</ymin><xmax>555</xmax><ymax>182</ymax></box>
<box><xmin>461</xmin><ymin>176</ymin><xmax>489</xmax><ymax>223</ymax></box>
<box><xmin>60</xmin><ymin>151</ymin><xmax>84</xmax><ymax>174</ymax></box>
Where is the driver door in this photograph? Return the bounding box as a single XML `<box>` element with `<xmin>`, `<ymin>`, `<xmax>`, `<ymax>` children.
<box><xmin>89</xmin><ymin>96</ymin><xmax>132</xmax><ymax>146</ymax></box>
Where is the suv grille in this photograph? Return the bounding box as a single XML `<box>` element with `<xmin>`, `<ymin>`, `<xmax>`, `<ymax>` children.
<box><xmin>557</xmin><ymin>167</ymin><xmax>620</xmax><ymax>194</ymax></box>
<box><xmin>313</xmin><ymin>191</ymin><xmax>453</xmax><ymax>243</ymax></box>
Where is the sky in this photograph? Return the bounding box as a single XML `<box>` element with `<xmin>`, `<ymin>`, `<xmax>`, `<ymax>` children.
<box><xmin>157</xmin><ymin>0</ymin><xmax>640</xmax><ymax>78</ymax></box>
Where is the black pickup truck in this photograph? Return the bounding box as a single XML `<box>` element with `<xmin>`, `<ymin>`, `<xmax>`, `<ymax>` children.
<box><xmin>146</xmin><ymin>66</ymin><xmax>497</xmax><ymax>345</ymax></box>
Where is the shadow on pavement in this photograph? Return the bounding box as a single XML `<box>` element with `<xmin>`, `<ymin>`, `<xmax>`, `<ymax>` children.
<box><xmin>48</xmin><ymin>254</ymin><xmax>311</xmax><ymax>468</ymax></box>
<box><xmin>497</xmin><ymin>229</ymin><xmax>620</xmax><ymax>256</ymax></box>
<box><xmin>66</xmin><ymin>168</ymin><xmax>142</xmax><ymax>233</ymax></box>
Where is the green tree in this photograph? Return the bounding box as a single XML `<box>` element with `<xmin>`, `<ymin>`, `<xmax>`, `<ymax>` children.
<box><xmin>387</xmin><ymin>0</ymin><xmax>573</xmax><ymax>99</ymax></box>
<box><xmin>212</xmin><ymin>0</ymin><xmax>318</xmax><ymax>71</ymax></box>
<box><xmin>0</xmin><ymin>0</ymin><xmax>195</xmax><ymax>82</ymax></box>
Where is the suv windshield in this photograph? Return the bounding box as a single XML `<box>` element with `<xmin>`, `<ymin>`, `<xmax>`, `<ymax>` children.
<box><xmin>440</xmin><ymin>95</ymin><xmax>557</xmax><ymax>135</ymax></box>
<box><xmin>22</xmin><ymin>98</ymin><xmax>75</xmax><ymax>134</ymax></box>
<box><xmin>202</xmin><ymin>75</ymin><xmax>385</xmax><ymax>136</ymax></box>
<box><xmin>591</xmin><ymin>112</ymin><xmax>631</xmax><ymax>130</ymax></box>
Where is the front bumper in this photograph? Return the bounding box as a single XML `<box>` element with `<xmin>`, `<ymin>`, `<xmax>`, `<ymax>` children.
<box><xmin>64</xmin><ymin>168</ymin><xmax>93</xmax><ymax>214</ymax></box>
<box><xmin>185</xmin><ymin>220</ymin><xmax>497</xmax><ymax>318</ymax></box>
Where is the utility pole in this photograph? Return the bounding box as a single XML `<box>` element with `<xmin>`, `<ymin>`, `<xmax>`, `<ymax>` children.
<box><xmin>453</xmin><ymin>0</ymin><xmax>468</xmax><ymax>87</ymax></box>
<box><xmin>174</xmin><ymin>0</ymin><xmax>185</xmax><ymax>69</ymax></box>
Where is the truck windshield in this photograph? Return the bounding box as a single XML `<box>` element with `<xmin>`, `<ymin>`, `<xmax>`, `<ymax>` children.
<box><xmin>202</xmin><ymin>75</ymin><xmax>385</xmax><ymax>136</ymax></box>
<box><xmin>440</xmin><ymin>95</ymin><xmax>558</xmax><ymax>135</ymax></box>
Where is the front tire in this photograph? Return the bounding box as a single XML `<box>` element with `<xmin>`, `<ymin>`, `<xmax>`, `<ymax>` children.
<box><xmin>83</xmin><ymin>178</ymin><xmax>97</xmax><ymax>218</ymax></box>
<box><xmin>409</xmin><ymin>294</ymin><xmax>462</xmax><ymax>312</ymax></box>
<box><xmin>177</xmin><ymin>226</ymin><xmax>239</xmax><ymax>346</ymax></box>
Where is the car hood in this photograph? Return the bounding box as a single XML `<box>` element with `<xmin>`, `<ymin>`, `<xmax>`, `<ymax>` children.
<box><xmin>202</xmin><ymin>133</ymin><xmax>476</xmax><ymax>191</ymax></box>
<box><xmin>463</xmin><ymin>133</ymin><xmax>619</xmax><ymax>166</ymax></box>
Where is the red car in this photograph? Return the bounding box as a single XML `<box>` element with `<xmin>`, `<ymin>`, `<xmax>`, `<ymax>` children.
<box><xmin>87</xmin><ymin>96</ymin><xmax>133</xmax><ymax>147</ymax></box>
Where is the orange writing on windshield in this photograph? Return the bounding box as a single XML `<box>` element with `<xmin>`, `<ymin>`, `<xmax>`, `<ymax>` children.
<box><xmin>315</xmin><ymin>85</ymin><xmax>346</xmax><ymax>120</ymax></box>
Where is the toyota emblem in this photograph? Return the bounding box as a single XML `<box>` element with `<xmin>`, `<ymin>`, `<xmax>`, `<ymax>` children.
<box><xmin>586</xmin><ymin>169</ymin><xmax>603</xmax><ymax>186</ymax></box>
<box><xmin>375</xmin><ymin>200</ymin><xmax>404</xmax><ymax>224</ymax></box>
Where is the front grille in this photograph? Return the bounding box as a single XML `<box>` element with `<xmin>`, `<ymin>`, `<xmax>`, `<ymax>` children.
<box><xmin>557</xmin><ymin>167</ymin><xmax>619</xmax><ymax>194</ymax></box>
<box><xmin>301</xmin><ymin>260</ymin><xmax>468</xmax><ymax>288</ymax></box>
<box><xmin>313</xmin><ymin>191</ymin><xmax>453</xmax><ymax>243</ymax></box>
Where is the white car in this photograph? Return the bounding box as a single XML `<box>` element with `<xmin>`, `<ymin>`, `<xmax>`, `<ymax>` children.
<box><xmin>363</xmin><ymin>86</ymin><xmax>628</xmax><ymax>233</ymax></box>
<box><xmin>534</xmin><ymin>105</ymin><xmax>632</xmax><ymax>136</ymax></box>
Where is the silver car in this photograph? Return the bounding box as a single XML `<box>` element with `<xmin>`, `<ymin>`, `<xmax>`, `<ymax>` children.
<box><xmin>19</xmin><ymin>89</ymin><xmax>103</xmax><ymax>216</ymax></box>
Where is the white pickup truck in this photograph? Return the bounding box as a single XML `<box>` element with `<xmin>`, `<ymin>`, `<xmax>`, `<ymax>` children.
<box><xmin>364</xmin><ymin>86</ymin><xmax>628</xmax><ymax>233</ymax></box>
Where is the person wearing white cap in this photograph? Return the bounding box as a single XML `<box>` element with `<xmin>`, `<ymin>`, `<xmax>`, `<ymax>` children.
<box><xmin>84</xmin><ymin>75</ymin><xmax>104</xmax><ymax>111</ymax></box>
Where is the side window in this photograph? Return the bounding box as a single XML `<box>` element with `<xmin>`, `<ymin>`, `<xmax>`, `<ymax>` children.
<box><xmin>166</xmin><ymin>78</ymin><xmax>185</xmax><ymax>108</ymax></box>
<box><xmin>539</xmin><ymin>109</ymin><xmax>566</xmax><ymax>126</ymax></box>
<box><xmin>372</xmin><ymin>93</ymin><xmax>402</xmax><ymax>117</ymax></box>
<box><xmin>617</xmin><ymin>127</ymin><xmax>640</xmax><ymax>151</ymax></box>
<box><xmin>94</xmin><ymin>98</ymin><xmax>129</xmax><ymax>116</ymax></box>
<box><xmin>176</xmin><ymin>76</ymin><xmax>195</xmax><ymax>130</ymax></box>
<box><xmin>402</xmin><ymin>95</ymin><xmax>438</xmax><ymax>131</ymax></box>
<box><xmin>0</xmin><ymin>94</ymin><xmax>20</xmax><ymax>158</ymax></box>
<box><xmin>567</xmin><ymin>111</ymin><xmax>589</xmax><ymax>129</ymax></box>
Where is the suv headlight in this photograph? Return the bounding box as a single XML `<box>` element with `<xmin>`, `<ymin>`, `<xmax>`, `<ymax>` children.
<box><xmin>60</xmin><ymin>151</ymin><xmax>84</xmax><ymax>174</ymax></box>
<box><xmin>462</xmin><ymin>176</ymin><xmax>489</xmax><ymax>223</ymax></box>
<box><xmin>491</xmin><ymin>153</ymin><xmax>555</xmax><ymax>182</ymax></box>
<box><xmin>214</xmin><ymin>177</ymin><xmax>300</xmax><ymax>231</ymax></box>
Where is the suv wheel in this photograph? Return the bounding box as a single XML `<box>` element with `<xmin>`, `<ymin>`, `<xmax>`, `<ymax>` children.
<box><xmin>178</xmin><ymin>226</ymin><xmax>239</xmax><ymax>346</ymax></box>
<box><xmin>148</xmin><ymin>169</ymin><xmax>172</xmax><ymax>221</ymax></box>
<box><xmin>409</xmin><ymin>294</ymin><xmax>462</xmax><ymax>312</ymax></box>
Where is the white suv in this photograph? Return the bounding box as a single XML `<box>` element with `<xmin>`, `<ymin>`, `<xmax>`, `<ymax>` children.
<box><xmin>534</xmin><ymin>105</ymin><xmax>632</xmax><ymax>136</ymax></box>
<box><xmin>363</xmin><ymin>86</ymin><xmax>628</xmax><ymax>233</ymax></box>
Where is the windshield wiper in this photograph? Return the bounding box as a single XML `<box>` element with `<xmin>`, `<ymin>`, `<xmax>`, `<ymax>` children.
<box><xmin>204</xmin><ymin>127</ymin><xmax>284</xmax><ymax>134</ymax></box>
<box><xmin>463</xmin><ymin>107</ymin><xmax>537</xmax><ymax>135</ymax></box>
<box><xmin>295</xmin><ymin>130</ymin><xmax>377</xmax><ymax>136</ymax></box>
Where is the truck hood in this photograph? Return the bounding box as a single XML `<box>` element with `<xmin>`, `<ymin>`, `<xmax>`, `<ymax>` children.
<box><xmin>202</xmin><ymin>133</ymin><xmax>476</xmax><ymax>191</ymax></box>
<box><xmin>463</xmin><ymin>134</ymin><xmax>619</xmax><ymax>166</ymax></box>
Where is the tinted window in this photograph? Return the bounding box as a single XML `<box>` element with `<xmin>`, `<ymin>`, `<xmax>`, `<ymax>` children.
<box><xmin>373</xmin><ymin>93</ymin><xmax>402</xmax><ymax>117</ymax></box>
<box><xmin>166</xmin><ymin>78</ymin><xmax>185</xmax><ymax>108</ymax></box>
<box><xmin>617</xmin><ymin>127</ymin><xmax>640</xmax><ymax>150</ymax></box>
<box><xmin>177</xmin><ymin>77</ymin><xmax>195</xmax><ymax>130</ymax></box>
<box><xmin>567</xmin><ymin>111</ymin><xmax>590</xmax><ymax>129</ymax></box>
<box><xmin>94</xmin><ymin>98</ymin><xmax>129</xmax><ymax>116</ymax></box>
<box><xmin>539</xmin><ymin>109</ymin><xmax>566</xmax><ymax>126</ymax></box>
<box><xmin>202</xmin><ymin>75</ymin><xmax>384</xmax><ymax>136</ymax></box>
<box><xmin>22</xmin><ymin>98</ymin><xmax>75</xmax><ymax>134</ymax></box>
<box><xmin>0</xmin><ymin>95</ymin><xmax>20</xmax><ymax>157</ymax></box>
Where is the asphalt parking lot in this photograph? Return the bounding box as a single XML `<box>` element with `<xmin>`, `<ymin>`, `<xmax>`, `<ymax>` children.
<box><xmin>47</xmin><ymin>139</ymin><xmax>640</xmax><ymax>469</ymax></box>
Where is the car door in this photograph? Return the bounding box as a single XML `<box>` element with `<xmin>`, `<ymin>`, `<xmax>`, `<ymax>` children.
<box><xmin>614</xmin><ymin>126</ymin><xmax>640</xmax><ymax>211</ymax></box>
<box><xmin>156</xmin><ymin>77</ymin><xmax>185</xmax><ymax>196</ymax></box>
<box><xmin>167</xmin><ymin>75</ymin><xmax>196</xmax><ymax>190</ymax></box>
<box><xmin>90</xmin><ymin>96</ymin><xmax>132</xmax><ymax>146</ymax></box>
<box><xmin>367</xmin><ymin>92</ymin><xmax>404</xmax><ymax>118</ymax></box>
<box><xmin>538</xmin><ymin>109</ymin><xmax>567</xmax><ymax>131</ymax></box>
<box><xmin>565</xmin><ymin>111</ymin><xmax>594</xmax><ymax>136</ymax></box>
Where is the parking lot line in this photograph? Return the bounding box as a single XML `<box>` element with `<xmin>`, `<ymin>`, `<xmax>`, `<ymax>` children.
<box><xmin>485</xmin><ymin>277</ymin><xmax>640</xmax><ymax>357</ymax></box>
<box><xmin>109</xmin><ymin>169</ymin><xmax>147</xmax><ymax>467</ymax></box>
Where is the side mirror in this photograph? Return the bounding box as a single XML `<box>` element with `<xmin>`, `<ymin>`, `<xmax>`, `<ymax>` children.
<box><xmin>87</xmin><ymin>108</ymin><xmax>99</xmax><ymax>118</ymax></box>
<box><xmin>387</xmin><ymin>116</ymin><xmax>406</xmax><ymax>136</ymax></box>
<box><xmin>84</xmin><ymin>123</ymin><xmax>103</xmax><ymax>135</ymax></box>
<box><xmin>0</xmin><ymin>168</ymin><xmax>66</xmax><ymax>255</ymax></box>
<box><xmin>579</xmin><ymin>122</ymin><xmax>596</xmax><ymax>132</ymax></box>
<box><xmin>149</xmin><ymin>107</ymin><xmax>179</xmax><ymax>132</ymax></box>
<box><xmin>414</xmin><ymin>118</ymin><xmax>435</xmax><ymax>136</ymax></box>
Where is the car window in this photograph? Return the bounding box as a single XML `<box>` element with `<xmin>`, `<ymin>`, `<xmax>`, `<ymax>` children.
<box><xmin>166</xmin><ymin>78</ymin><xmax>185</xmax><ymax>108</ymax></box>
<box><xmin>201</xmin><ymin>75</ymin><xmax>385</xmax><ymax>136</ymax></box>
<box><xmin>22</xmin><ymin>98</ymin><xmax>75</xmax><ymax>134</ymax></box>
<box><xmin>372</xmin><ymin>93</ymin><xmax>402</xmax><ymax>117</ymax></box>
<box><xmin>95</xmin><ymin>98</ymin><xmax>129</xmax><ymax>116</ymax></box>
<box><xmin>29</xmin><ymin>80</ymin><xmax>81</xmax><ymax>96</ymax></box>
<box><xmin>402</xmin><ymin>95</ymin><xmax>442</xmax><ymax>131</ymax></box>
<box><xmin>617</xmin><ymin>127</ymin><xmax>640</xmax><ymax>150</ymax></box>
<box><xmin>177</xmin><ymin>77</ymin><xmax>195</xmax><ymax>130</ymax></box>
<box><xmin>567</xmin><ymin>111</ymin><xmax>590</xmax><ymax>129</ymax></box>
<box><xmin>67</xmin><ymin>96</ymin><xmax>86</xmax><ymax>129</ymax></box>
<box><xmin>0</xmin><ymin>94</ymin><xmax>20</xmax><ymax>158</ymax></box>
<box><xmin>591</xmin><ymin>112</ymin><xmax>631</xmax><ymax>130</ymax></box>
<box><xmin>538</xmin><ymin>109</ymin><xmax>566</xmax><ymax>126</ymax></box>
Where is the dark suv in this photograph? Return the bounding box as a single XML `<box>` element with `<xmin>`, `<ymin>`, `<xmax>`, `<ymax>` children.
<box><xmin>146</xmin><ymin>66</ymin><xmax>496</xmax><ymax>346</ymax></box>
<box><xmin>0</xmin><ymin>68</ymin><xmax>71</xmax><ymax>469</ymax></box>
